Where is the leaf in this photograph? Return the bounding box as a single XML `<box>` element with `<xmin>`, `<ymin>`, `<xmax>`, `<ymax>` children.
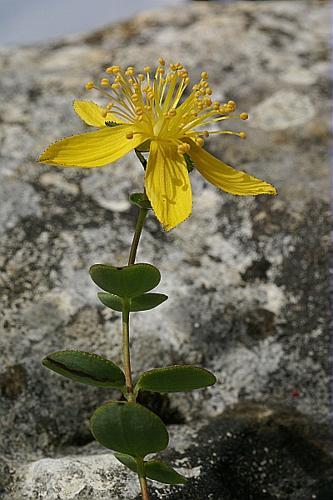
<box><xmin>114</xmin><ymin>453</ymin><xmax>138</xmax><ymax>473</ymax></box>
<box><xmin>98</xmin><ymin>292</ymin><xmax>168</xmax><ymax>313</ymax></box>
<box><xmin>129</xmin><ymin>192</ymin><xmax>151</xmax><ymax>210</ymax></box>
<box><xmin>130</xmin><ymin>293</ymin><xmax>168</xmax><ymax>311</ymax></box>
<box><xmin>91</xmin><ymin>402</ymin><xmax>169</xmax><ymax>457</ymax></box>
<box><xmin>136</xmin><ymin>365</ymin><xmax>216</xmax><ymax>393</ymax></box>
<box><xmin>90</xmin><ymin>263</ymin><xmax>160</xmax><ymax>298</ymax></box>
<box><xmin>145</xmin><ymin>460</ymin><xmax>187</xmax><ymax>485</ymax></box>
<box><xmin>42</xmin><ymin>350</ymin><xmax>125</xmax><ymax>388</ymax></box>
<box><xmin>97</xmin><ymin>292</ymin><xmax>123</xmax><ymax>312</ymax></box>
<box><xmin>114</xmin><ymin>454</ymin><xmax>187</xmax><ymax>485</ymax></box>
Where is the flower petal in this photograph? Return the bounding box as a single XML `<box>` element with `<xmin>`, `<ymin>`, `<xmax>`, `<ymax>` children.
<box><xmin>73</xmin><ymin>100</ymin><xmax>120</xmax><ymax>127</ymax></box>
<box><xmin>39</xmin><ymin>126</ymin><xmax>144</xmax><ymax>167</ymax></box>
<box><xmin>189</xmin><ymin>142</ymin><xmax>277</xmax><ymax>196</ymax></box>
<box><xmin>145</xmin><ymin>141</ymin><xmax>192</xmax><ymax>231</ymax></box>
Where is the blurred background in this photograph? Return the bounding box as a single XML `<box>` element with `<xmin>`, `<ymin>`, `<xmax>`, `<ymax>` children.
<box><xmin>1</xmin><ymin>0</ymin><xmax>185</xmax><ymax>45</ymax></box>
<box><xmin>1</xmin><ymin>0</ymin><xmax>296</xmax><ymax>45</ymax></box>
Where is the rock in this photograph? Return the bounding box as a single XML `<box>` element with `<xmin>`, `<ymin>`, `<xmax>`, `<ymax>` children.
<box><xmin>4</xmin><ymin>403</ymin><xmax>332</xmax><ymax>499</ymax></box>
<box><xmin>0</xmin><ymin>1</ymin><xmax>330</xmax><ymax>498</ymax></box>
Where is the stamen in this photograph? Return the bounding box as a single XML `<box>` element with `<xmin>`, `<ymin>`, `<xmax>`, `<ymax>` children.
<box><xmin>85</xmin><ymin>81</ymin><xmax>94</xmax><ymax>90</ymax></box>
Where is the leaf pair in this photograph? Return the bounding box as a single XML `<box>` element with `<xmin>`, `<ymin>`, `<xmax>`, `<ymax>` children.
<box><xmin>90</xmin><ymin>401</ymin><xmax>186</xmax><ymax>485</ymax></box>
<box><xmin>90</xmin><ymin>263</ymin><xmax>167</xmax><ymax>313</ymax></box>
<box><xmin>43</xmin><ymin>350</ymin><xmax>216</xmax><ymax>394</ymax></box>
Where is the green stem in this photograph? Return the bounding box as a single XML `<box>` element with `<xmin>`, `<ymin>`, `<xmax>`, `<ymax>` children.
<box><xmin>128</xmin><ymin>207</ymin><xmax>148</xmax><ymax>266</ymax></box>
<box><xmin>123</xmin><ymin>202</ymin><xmax>149</xmax><ymax>497</ymax></box>
<box><xmin>122</xmin><ymin>205</ymin><xmax>148</xmax><ymax>400</ymax></box>
<box><xmin>122</xmin><ymin>300</ymin><xmax>134</xmax><ymax>401</ymax></box>
<box><xmin>136</xmin><ymin>458</ymin><xmax>150</xmax><ymax>500</ymax></box>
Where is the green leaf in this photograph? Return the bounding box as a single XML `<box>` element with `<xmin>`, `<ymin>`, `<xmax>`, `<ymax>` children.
<box><xmin>129</xmin><ymin>192</ymin><xmax>151</xmax><ymax>210</ymax></box>
<box><xmin>114</xmin><ymin>454</ymin><xmax>187</xmax><ymax>485</ymax></box>
<box><xmin>90</xmin><ymin>263</ymin><xmax>160</xmax><ymax>298</ymax></box>
<box><xmin>114</xmin><ymin>453</ymin><xmax>138</xmax><ymax>473</ymax></box>
<box><xmin>145</xmin><ymin>460</ymin><xmax>187</xmax><ymax>485</ymax></box>
<box><xmin>130</xmin><ymin>293</ymin><xmax>168</xmax><ymax>311</ymax></box>
<box><xmin>98</xmin><ymin>292</ymin><xmax>168</xmax><ymax>313</ymax></box>
<box><xmin>136</xmin><ymin>365</ymin><xmax>216</xmax><ymax>393</ymax></box>
<box><xmin>97</xmin><ymin>292</ymin><xmax>123</xmax><ymax>312</ymax></box>
<box><xmin>42</xmin><ymin>350</ymin><xmax>125</xmax><ymax>388</ymax></box>
<box><xmin>91</xmin><ymin>402</ymin><xmax>169</xmax><ymax>457</ymax></box>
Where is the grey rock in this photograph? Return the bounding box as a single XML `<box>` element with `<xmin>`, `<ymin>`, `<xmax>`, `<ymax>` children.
<box><xmin>0</xmin><ymin>1</ymin><xmax>330</xmax><ymax>498</ymax></box>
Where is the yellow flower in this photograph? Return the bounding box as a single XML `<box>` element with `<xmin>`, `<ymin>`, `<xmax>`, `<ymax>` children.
<box><xmin>39</xmin><ymin>60</ymin><xmax>276</xmax><ymax>231</ymax></box>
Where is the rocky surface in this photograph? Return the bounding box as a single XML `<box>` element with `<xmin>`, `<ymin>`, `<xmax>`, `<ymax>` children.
<box><xmin>0</xmin><ymin>1</ymin><xmax>331</xmax><ymax>499</ymax></box>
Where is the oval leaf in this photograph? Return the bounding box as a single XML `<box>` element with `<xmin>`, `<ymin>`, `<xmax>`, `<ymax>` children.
<box><xmin>136</xmin><ymin>365</ymin><xmax>216</xmax><ymax>393</ymax></box>
<box><xmin>42</xmin><ymin>350</ymin><xmax>125</xmax><ymax>388</ymax></box>
<box><xmin>114</xmin><ymin>454</ymin><xmax>187</xmax><ymax>486</ymax></box>
<box><xmin>114</xmin><ymin>453</ymin><xmax>138</xmax><ymax>473</ymax></box>
<box><xmin>145</xmin><ymin>460</ymin><xmax>187</xmax><ymax>485</ymax></box>
<box><xmin>98</xmin><ymin>292</ymin><xmax>123</xmax><ymax>312</ymax></box>
<box><xmin>90</xmin><ymin>263</ymin><xmax>160</xmax><ymax>298</ymax></box>
<box><xmin>131</xmin><ymin>293</ymin><xmax>168</xmax><ymax>312</ymax></box>
<box><xmin>91</xmin><ymin>402</ymin><xmax>169</xmax><ymax>457</ymax></box>
<box><xmin>98</xmin><ymin>292</ymin><xmax>168</xmax><ymax>313</ymax></box>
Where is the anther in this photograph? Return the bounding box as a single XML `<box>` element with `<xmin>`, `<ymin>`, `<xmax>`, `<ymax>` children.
<box><xmin>201</xmin><ymin>71</ymin><xmax>209</xmax><ymax>80</ymax></box>
<box><xmin>239</xmin><ymin>132</ymin><xmax>247</xmax><ymax>139</ymax></box>
<box><xmin>227</xmin><ymin>100</ymin><xmax>236</xmax><ymax>111</ymax></box>
<box><xmin>144</xmin><ymin>66</ymin><xmax>151</xmax><ymax>73</ymax></box>
<box><xmin>126</xmin><ymin>131</ymin><xmax>134</xmax><ymax>139</ymax></box>
<box><xmin>100</xmin><ymin>78</ymin><xmax>110</xmax><ymax>87</ymax></box>
<box><xmin>195</xmin><ymin>137</ymin><xmax>204</xmax><ymax>147</ymax></box>
<box><xmin>85</xmin><ymin>81</ymin><xmax>94</xmax><ymax>90</ymax></box>
<box><xmin>177</xmin><ymin>143</ymin><xmax>190</xmax><ymax>155</ymax></box>
<box><xmin>240</xmin><ymin>113</ymin><xmax>249</xmax><ymax>120</ymax></box>
<box><xmin>159</xmin><ymin>58</ymin><xmax>166</xmax><ymax>66</ymax></box>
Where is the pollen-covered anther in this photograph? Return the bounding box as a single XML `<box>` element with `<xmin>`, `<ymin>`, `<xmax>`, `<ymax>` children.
<box><xmin>239</xmin><ymin>132</ymin><xmax>247</xmax><ymax>139</ymax></box>
<box><xmin>126</xmin><ymin>131</ymin><xmax>134</xmax><ymax>139</ymax></box>
<box><xmin>227</xmin><ymin>100</ymin><xmax>237</xmax><ymax>111</ymax></box>
<box><xmin>106</xmin><ymin>103</ymin><xmax>113</xmax><ymax>110</ymax></box>
<box><xmin>100</xmin><ymin>78</ymin><xmax>110</xmax><ymax>87</ymax></box>
<box><xmin>143</xmin><ymin>66</ymin><xmax>151</xmax><ymax>73</ymax></box>
<box><xmin>177</xmin><ymin>143</ymin><xmax>191</xmax><ymax>155</ymax></box>
<box><xmin>138</xmin><ymin>74</ymin><xmax>145</xmax><ymax>82</ymax></box>
<box><xmin>85</xmin><ymin>81</ymin><xmax>94</xmax><ymax>90</ymax></box>
<box><xmin>112</xmin><ymin>83</ymin><xmax>120</xmax><ymax>90</ymax></box>
<box><xmin>203</xmin><ymin>131</ymin><xmax>210</xmax><ymax>138</ymax></box>
<box><xmin>201</xmin><ymin>71</ymin><xmax>209</xmax><ymax>80</ymax></box>
<box><xmin>159</xmin><ymin>58</ymin><xmax>166</xmax><ymax>66</ymax></box>
<box><xmin>240</xmin><ymin>113</ymin><xmax>249</xmax><ymax>120</ymax></box>
<box><xmin>195</xmin><ymin>137</ymin><xmax>205</xmax><ymax>147</ymax></box>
